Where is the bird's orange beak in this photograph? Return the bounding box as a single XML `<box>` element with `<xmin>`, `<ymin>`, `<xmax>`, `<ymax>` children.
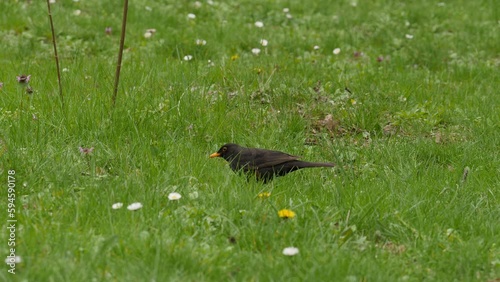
<box><xmin>209</xmin><ymin>152</ymin><xmax>220</xmax><ymax>158</ymax></box>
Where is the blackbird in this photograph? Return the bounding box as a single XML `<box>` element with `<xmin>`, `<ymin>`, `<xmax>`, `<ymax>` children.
<box><xmin>210</xmin><ymin>143</ymin><xmax>335</xmax><ymax>182</ymax></box>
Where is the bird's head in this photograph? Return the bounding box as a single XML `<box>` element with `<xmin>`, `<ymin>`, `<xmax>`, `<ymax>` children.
<box><xmin>209</xmin><ymin>143</ymin><xmax>242</xmax><ymax>161</ymax></box>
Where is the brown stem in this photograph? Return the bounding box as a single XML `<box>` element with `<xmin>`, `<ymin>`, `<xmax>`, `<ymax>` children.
<box><xmin>112</xmin><ymin>0</ymin><xmax>129</xmax><ymax>107</ymax></box>
<box><xmin>46</xmin><ymin>0</ymin><xmax>64</xmax><ymax>106</ymax></box>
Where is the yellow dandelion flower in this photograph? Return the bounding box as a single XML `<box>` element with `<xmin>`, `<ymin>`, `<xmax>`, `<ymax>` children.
<box><xmin>257</xmin><ymin>192</ymin><xmax>271</xmax><ymax>199</ymax></box>
<box><xmin>278</xmin><ymin>209</ymin><xmax>296</xmax><ymax>219</ymax></box>
<box><xmin>231</xmin><ymin>54</ymin><xmax>239</xmax><ymax>61</ymax></box>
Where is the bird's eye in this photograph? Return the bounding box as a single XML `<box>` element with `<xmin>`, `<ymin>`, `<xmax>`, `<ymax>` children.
<box><xmin>222</xmin><ymin>147</ymin><xmax>227</xmax><ymax>152</ymax></box>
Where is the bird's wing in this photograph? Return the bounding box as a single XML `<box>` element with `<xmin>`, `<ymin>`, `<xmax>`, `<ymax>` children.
<box><xmin>244</xmin><ymin>148</ymin><xmax>301</xmax><ymax>169</ymax></box>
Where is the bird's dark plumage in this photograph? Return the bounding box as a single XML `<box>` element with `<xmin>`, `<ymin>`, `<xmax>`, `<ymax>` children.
<box><xmin>210</xmin><ymin>143</ymin><xmax>335</xmax><ymax>182</ymax></box>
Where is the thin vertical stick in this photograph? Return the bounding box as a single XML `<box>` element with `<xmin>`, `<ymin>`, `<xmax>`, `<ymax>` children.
<box><xmin>46</xmin><ymin>0</ymin><xmax>64</xmax><ymax>106</ymax></box>
<box><xmin>112</xmin><ymin>0</ymin><xmax>129</xmax><ymax>106</ymax></box>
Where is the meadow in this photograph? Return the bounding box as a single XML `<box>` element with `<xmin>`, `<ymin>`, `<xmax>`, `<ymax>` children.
<box><xmin>0</xmin><ymin>0</ymin><xmax>499</xmax><ymax>281</ymax></box>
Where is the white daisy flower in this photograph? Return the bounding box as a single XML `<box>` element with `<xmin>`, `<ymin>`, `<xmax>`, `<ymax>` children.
<box><xmin>282</xmin><ymin>247</ymin><xmax>299</xmax><ymax>256</ymax></box>
<box><xmin>127</xmin><ymin>202</ymin><xmax>143</xmax><ymax>211</ymax></box>
<box><xmin>251</xmin><ymin>48</ymin><xmax>261</xmax><ymax>55</ymax></box>
<box><xmin>112</xmin><ymin>202</ymin><xmax>123</xmax><ymax>209</ymax></box>
<box><xmin>183</xmin><ymin>55</ymin><xmax>193</xmax><ymax>61</ymax></box>
<box><xmin>333</xmin><ymin>48</ymin><xmax>341</xmax><ymax>55</ymax></box>
<box><xmin>187</xmin><ymin>13</ymin><xmax>196</xmax><ymax>19</ymax></box>
<box><xmin>5</xmin><ymin>256</ymin><xmax>22</xmax><ymax>265</ymax></box>
<box><xmin>168</xmin><ymin>192</ymin><xmax>182</xmax><ymax>200</ymax></box>
<box><xmin>260</xmin><ymin>39</ymin><xmax>268</xmax><ymax>46</ymax></box>
<box><xmin>196</xmin><ymin>39</ymin><xmax>207</xmax><ymax>45</ymax></box>
<box><xmin>254</xmin><ymin>21</ymin><xmax>264</xmax><ymax>28</ymax></box>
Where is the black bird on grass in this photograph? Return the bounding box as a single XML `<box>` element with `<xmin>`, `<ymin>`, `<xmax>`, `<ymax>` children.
<box><xmin>210</xmin><ymin>143</ymin><xmax>335</xmax><ymax>183</ymax></box>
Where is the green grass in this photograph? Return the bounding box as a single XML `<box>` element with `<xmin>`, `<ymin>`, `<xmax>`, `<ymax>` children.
<box><xmin>1</xmin><ymin>0</ymin><xmax>499</xmax><ymax>281</ymax></box>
